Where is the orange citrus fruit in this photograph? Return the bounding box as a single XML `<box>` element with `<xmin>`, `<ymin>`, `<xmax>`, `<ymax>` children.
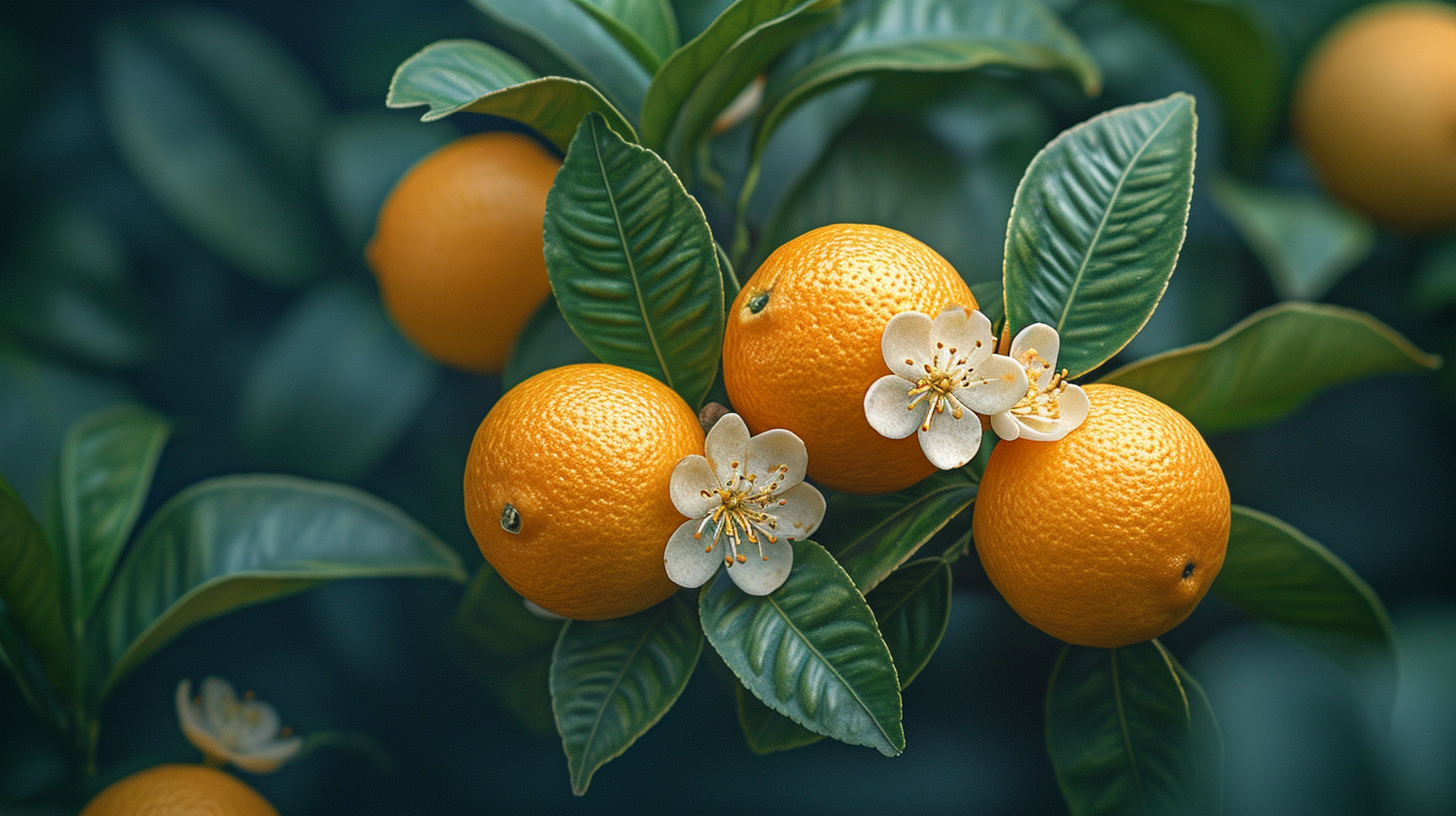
<box><xmin>80</xmin><ymin>764</ymin><xmax>278</xmax><ymax>816</ymax></box>
<box><xmin>367</xmin><ymin>131</ymin><xmax>560</xmax><ymax>372</ymax></box>
<box><xmin>464</xmin><ymin>363</ymin><xmax>704</xmax><ymax>620</ymax></box>
<box><xmin>972</xmin><ymin>384</ymin><xmax>1230</xmax><ymax>649</ymax></box>
<box><xmin>1292</xmin><ymin>2</ymin><xmax>1456</xmax><ymax>231</ymax></box>
<box><xmin>722</xmin><ymin>224</ymin><xmax>976</xmax><ymax>494</ymax></box>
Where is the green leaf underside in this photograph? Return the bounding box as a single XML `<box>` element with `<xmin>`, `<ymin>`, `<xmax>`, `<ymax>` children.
<box><xmin>1100</xmin><ymin>302</ymin><xmax>1439</xmax><ymax>435</ymax></box>
<box><xmin>504</xmin><ymin>297</ymin><xmax>599</xmax><ymax>390</ymax></box>
<box><xmin>1046</xmin><ymin>640</ymin><xmax>1222</xmax><ymax>816</ymax></box>
<box><xmin>819</xmin><ymin>467</ymin><xmax>978</xmax><ymax>593</ymax></box>
<box><xmin>58</xmin><ymin>404</ymin><xmax>170</xmax><ymax>628</ymax></box>
<box><xmin>1213</xmin><ymin>506</ymin><xmax>1397</xmax><ymax>707</ymax></box>
<box><xmin>564</xmin><ymin>0</ymin><xmax>679</xmax><ymax>72</ymax></box>
<box><xmin>87</xmin><ymin>475</ymin><xmax>465</xmax><ymax>704</ymax></box>
<box><xmin>1211</xmin><ymin>176</ymin><xmax>1373</xmax><ymax>301</ymax></box>
<box><xmin>865</xmin><ymin>558</ymin><xmax>952</xmax><ymax>689</ymax></box>
<box><xmin>453</xmin><ymin>564</ymin><xmax>563</xmax><ymax>736</ymax></box>
<box><xmin>386</xmin><ymin>39</ymin><xmax>636</xmax><ymax>152</ymax></box>
<box><xmin>544</xmin><ymin>113</ymin><xmax>724</xmax><ymax>408</ymax></box>
<box><xmin>0</xmin><ymin>474</ymin><xmax>70</xmax><ymax>693</ymax></box>
<box><xmin>701</xmin><ymin>539</ymin><xmax>903</xmax><ymax>756</ymax></box>
<box><xmin>551</xmin><ymin>594</ymin><xmax>703</xmax><ymax>794</ymax></box>
<box><xmin>1003</xmin><ymin>93</ymin><xmax>1196</xmax><ymax>379</ymax></box>
<box><xmin>1115</xmin><ymin>0</ymin><xmax>1282</xmax><ymax>162</ymax></box>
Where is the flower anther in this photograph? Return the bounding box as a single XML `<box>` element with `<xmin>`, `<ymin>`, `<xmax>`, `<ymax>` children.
<box><xmin>989</xmin><ymin>323</ymin><xmax>1089</xmax><ymax>442</ymax></box>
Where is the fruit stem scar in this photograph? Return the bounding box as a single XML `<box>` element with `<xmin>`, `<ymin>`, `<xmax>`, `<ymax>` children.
<box><xmin>746</xmin><ymin>288</ymin><xmax>771</xmax><ymax>314</ymax></box>
<box><xmin>501</xmin><ymin>503</ymin><xmax>522</xmax><ymax>534</ymax></box>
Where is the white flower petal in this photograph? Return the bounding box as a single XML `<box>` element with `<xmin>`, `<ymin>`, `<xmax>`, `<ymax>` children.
<box><xmin>228</xmin><ymin>736</ymin><xmax>305</xmax><ymax>774</ymax></box>
<box><xmin>955</xmin><ymin>354</ymin><xmax>1028</xmax><ymax>415</ymax></box>
<box><xmin>665</xmin><ymin>518</ymin><xmax>725</xmax><ymax>589</ymax></box>
<box><xmin>523</xmin><ymin>599</ymin><xmax>567</xmax><ymax>620</ymax></box>
<box><xmin>177</xmin><ymin>680</ymin><xmax>231</xmax><ymax>764</ymax></box>
<box><xmin>1021</xmin><ymin>382</ymin><xmax>1092</xmax><ymax>441</ymax></box>
<box><xmin>746</xmin><ymin>428</ymin><xmax>809</xmax><ymax>493</ymax></box>
<box><xmin>917</xmin><ymin>412</ymin><xmax>984</xmax><ymax>470</ymax></box>
<box><xmin>990</xmin><ymin>410</ymin><xmax>1022</xmax><ymax>441</ymax></box>
<box><xmin>704</xmin><ymin>413</ymin><xmax>750</xmax><ymax>486</ymax></box>
<box><xmin>881</xmin><ymin>311</ymin><xmax>933</xmax><ymax>379</ymax></box>
<box><xmin>931</xmin><ymin>306</ymin><xmax>994</xmax><ymax>369</ymax></box>
<box><xmin>864</xmin><ymin>375</ymin><xmax>922</xmax><ymax>440</ymax></box>
<box><xmin>725</xmin><ymin>535</ymin><xmax>793</xmax><ymax>596</ymax></box>
<box><xmin>769</xmin><ymin>482</ymin><xmax>826</xmax><ymax>541</ymax></box>
<box><xmin>1011</xmin><ymin>323</ymin><xmax>1061</xmax><ymax>391</ymax></box>
<box><xmin>200</xmin><ymin>676</ymin><xmax>239</xmax><ymax>734</ymax></box>
<box><xmin>234</xmin><ymin>702</ymin><xmax>283</xmax><ymax>751</ymax></box>
<box><xmin>670</xmin><ymin>455</ymin><xmax>719</xmax><ymax>518</ymax></box>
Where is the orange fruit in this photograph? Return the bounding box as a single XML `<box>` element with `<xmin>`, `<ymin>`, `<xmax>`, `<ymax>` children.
<box><xmin>464</xmin><ymin>363</ymin><xmax>704</xmax><ymax>619</ymax></box>
<box><xmin>722</xmin><ymin>224</ymin><xmax>976</xmax><ymax>494</ymax></box>
<box><xmin>367</xmin><ymin>131</ymin><xmax>560</xmax><ymax>372</ymax></box>
<box><xmin>1291</xmin><ymin>2</ymin><xmax>1456</xmax><ymax>231</ymax></box>
<box><xmin>80</xmin><ymin>764</ymin><xmax>278</xmax><ymax>816</ymax></box>
<box><xmin>972</xmin><ymin>384</ymin><xmax>1230</xmax><ymax>649</ymax></box>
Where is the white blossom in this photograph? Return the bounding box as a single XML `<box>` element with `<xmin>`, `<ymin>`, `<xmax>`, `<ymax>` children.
<box><xmin>989</xmin><ymin>323</ymin><xmax>1090</xmax><ymax>442</ymax></box>
<box><xmin>176</xmin><ymin>677</ymin><xmax>303</xmax><ymax>774</ymax></box>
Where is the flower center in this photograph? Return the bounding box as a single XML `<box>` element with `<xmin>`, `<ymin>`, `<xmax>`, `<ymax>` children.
<box><xmin>904</xmin><ymin>339</ymin><xmax>982</xmax><ymax>431</ymax></box>
<box><xmin>694</xmin><ymin>459</ymin><xmax>791</xmax><ymax>567</ymax></box>
<box><xmin>1011</xmin><ymin>348</ymin><xmax>1068</xmax><ymax>420</ymax></box>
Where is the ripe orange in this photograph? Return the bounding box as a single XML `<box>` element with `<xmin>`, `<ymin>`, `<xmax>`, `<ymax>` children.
<box><xmin>722</xmin><ymin>224</ymin><xmax>976</xmax><ymax>494</ymax></box>
<box><xmin>464</xmin><ymin>364</ymin><xmax>704</xmax><ymax>620</ymax></box>
<box><xmin>367</xmin><ymin>131</ymin><xmax>560</xmax><ymax>372</ymax></box>
<box><xmin>1291</xmin><ymin>2</ymin><xmax>1456</xmax><ymax>231</ymax></box>
<box><xmin>80</xmin><ymin>764</ymin><xmax>278</xmax><ymax>816</ymax></box>
<box><xmin>972</xmin><ymin>384</ymin><xmax>1230</xmax><ymax>649</ymax></box>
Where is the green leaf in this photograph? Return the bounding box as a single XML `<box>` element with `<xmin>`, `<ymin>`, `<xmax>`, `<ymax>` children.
<box><xmin>504</xmin><ymin>297</ymin><xmax>599</xmax><ymax>390</ymax></box>
<box><xmin>87</xmin><ymin>475</ymin><xmax>465</xmax><ymax>705</ymax></box>
<box><xmin>1003</xmin><ymin>93</ymin><xmax>1197</xmax><ymax>379</ymax></box>
<box><xmin>544</xmin><ymin>113</ymin><xmax>724</xmax><ymax>408</ymax></box>
<box><xmin>238</xmin><ymin>281</ymin><xmax>439</xmax><ymax>482</ymax></box>
<box><xmin>1115</xmin><ymin>0</ymin><xmax>1282</xmax><ymax>163</ymax></box>
<box><xmin>565</xmin><ymin>0</ymin><xmax>680</xmax><ymax>71</ymax></box>
<box><xmin>97</xmin><ymin>10</ymin><xmax>329</xmax><ymax>287</ymax></box>
<box><xmin>468</xmin><ymin>0</ymin><xmax>652</xmax><ymax>119</ymax></box>
<box><xmin>318</xmin><ymin>111</ymin><xmax>458</xmax><ymax>250</ymax></box>
<box><xmin>1211</xmin><ymin>176</ymin><xmax>1374</xmax><ymax>301</ymax></box>
<box><xmin>1100</xmin><ymin>302</ymin><xmax>1440</xmax><ymax>435</ymax></box>
<box><xmin>551</xmin><ymin>594</ymin><xmax>703</xmax><ymax>794</ymax></box>
<box><xmin>700</xmin><ymin>539</ymin><xmax>903</xmax><ymax>756</ymax></box>
<box><xmin>0</xmin><ymin>474</ymin><xmax>69</xmax><ymax>695</ymax></box>
<box><xmin>0</xmin><ymin>603</ymin><xmax>67</xmax><ymax>730</ymax></box>
<box><xmin>1046</xmin><ymin>640</ymin><xmax>1222</xmax><ymax>816</ymax></box>
<box><xmin>971</xmin><ymin>280</ymin><xmax>1005</xmax><ymax>329</ymax></box>
<box><xmin>1213</xmin><ymin>506</ymin><xmax>1397</xmax><ymax>706</ymax></box>
<box><xmin>818</xmin><ymin>466</ymin><xmax>978</xmax><ymax>593</ymax></box>
<box><xmin>865</xmin><ymin>557</ymin><xmax>952</xmax><ymax>689</ymax></box>
<box><xmin>385</xmin><ymin>39</ymin><xmax>636</xmax><ymax>152</ymax></box>
<box><xmin>55</xmin><ymin>404</ymin><xmax>169</xmax><ymax>628</ymax></box>
<box><xmin>735</xmin><ymin>680</ymin><xmax>824</xmax><ymax>753</ymax></box>
<box><xmin>1411</xmin><ymin>235</ymin><xmax>1456</xmax><ymax>316</ymax></box>
<box><xmin>452</xmin><ymin>564</ymin><xmax>564</xmax><ymax>736</ymax></box>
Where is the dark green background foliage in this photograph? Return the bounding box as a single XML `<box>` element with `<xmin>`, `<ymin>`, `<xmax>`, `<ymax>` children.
<box><xmin>3</xmin><ymin>0</ymin><xmax>1456</xmax><ymax>814</ymax></box>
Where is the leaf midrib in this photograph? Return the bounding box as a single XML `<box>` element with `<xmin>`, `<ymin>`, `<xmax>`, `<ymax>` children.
<box><xmin>573</xmin><ymin>610</ymin><xmax>661</xmax><ymax>788</ymax></box>
<box><xmin>1110</xmin><ymin>648</ymin><xmax>1152</xmax><ymax>816</ymax></box>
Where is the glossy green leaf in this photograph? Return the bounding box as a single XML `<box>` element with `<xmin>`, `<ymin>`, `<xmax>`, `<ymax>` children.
<box><xmin>565</xmin><ymin>0</ymin><xmax>679</xmax><ymax>71</ymax></box>
<box><xmin>468</xmin><ymin>0</ymin><xmax>651</xmax><ymax>119</ymax></box>
<box><xmin>318</xmin><ymin>111</ymin><xmax>457</xmax><ymax>250</ymax></box>
<box><xmin>238</xmin><ymin>281</ymin><xmax>439</xmax><ymax>482</ymax></box>
<box><xmin>87</xmin><ymin>475</ymin><xmax>465</xmax><ymax>704</ymax></box>
<box><xmin>0</xmin><ymin>475</ymin><xmax>69</xmax><ymax>694</ymax></box>
<box><xmin>1213</xmin><ymin>506</ymin><xmax>1397</xmax><ymax>704</ymax></box>
<box><xmin>56</xmin><ymin>404</ymin><xmax>169</xmax><ymax>627</ymax></box>
<box><xmin>735</xmin><ymin>680</ymin><xmax>823</xmax><ymax>753</ymax></box>
<box><xmin>386</xmin><ymin>39</ymin><xmax>636</xmax><ymax>152</ymax></box>
<box><xmin>544</xmin><ymin>113</ymin><xmax>724</xmax><ymax>408</ymax></box>
<box><xmin>551</xmin><ymin>594</ymin><xmax>702</xmax><ymax>794</ymax></box>
<box><xmin>1046</xmin><ymin>640</ymin><xmax>1222</xmax><ymax>816</ymax></box>
<box><xmin>97</xmin><ymin>10</ymin><xmax>328</xmax><ymax>287</ymax></box>
<box><xmin>700</xmin><ymin>539</ymin><xmax>903</xmax><ymax>756</ymax></box>
<box><xmin>453</xmin><ymin>564</ymin><xmax>564</xmax><ymax>736</ymax></box>
<box><xmin>1212</xmin><ymin>177</ymin><xmax>1373</xmax><ymax>301</ymax></box>
<box><xmin>818</xmin><ymin>466</ymin><xmax>978</xmax><ymax>593</ymax></box>
<box><xmin>1101</xmin><ymin>302</ymin><xmax>1439</xmax><ymax>435</ymax></box>
<box><xmin>504</xmin><ymin>297</ymin><xmax>599</xmax><ymax>390</ymax></box>
<box><xmin>1003</xmin><ymin>93</ymin><xmax>1196</xmax><ymax>379</ymax></box>
<box><xmin>866</xmin><ymin>557</ymin><xmax>952</xmax><ymax>689</ymax></box>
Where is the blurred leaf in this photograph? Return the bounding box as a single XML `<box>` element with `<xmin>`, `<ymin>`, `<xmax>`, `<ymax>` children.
<box><xmin>971</xmin><ymin>279</ymin><xmax>1004</xmax><ymax>328</ymax></box>
<box><xmin>1211</xmin><ymin>177</ymin><xmax>1374</xmax><ymax>301</ymax></box>
<box><xmin>238</xmin><ymin>281</ymin><xmax>439</xmax><ymax>482</ymax></box>
<box><xmin>1101</xmin><ymin>302</ymin><xmax>1440</xmax><ymax>434</ymax></box>
<box><xmin>386</xmin><ymin>39</ymin><xmax>636</xmax><ymax>152</ymax></box>
<box><xmin>565</xmin><ymin>0</ymin><xmax>680</xmax><ymax>71</ymax></box>
<box><xmin>735</xmin><ymin>680</ymin><xmax>823</xmax><ymax>753</ymax></box>
<box><xmin>97</xmin><ymin>9</ymin><xmax>330</xmax><ymax>287</ymax></box>
<box><xmin>551</xmin><ymin>594</ymin><xmax>702</xmax><ymax>794</ymax></box>
<box><xmin>0</xmin><ymin>602</ymin><xmax>66</xmax><ymax>731</ymax></box>
<box><xmin>1213</xmin><ymin>506</ymin><xmax>1397</xmax><ymax>711</ymax></box>
<box><xmin>504</xmin><ymin>297</ymin><xmax>599</xmax><ymax>390</ymax></box>
<box><xmin>866</xmin><ymin>557</ymin><xmax>951</xmax><ymax>689</ymax></box>
<box><xmin>453</xmin><ymin>564</ymin><xmax>563</xmax><ymax>736</ymax></box>
<box><xmin>55</xmin><ymin>404</ymin><xmax>169</xmax><ymax>627</ymax></box>
<box><xmin>700</xmin><ymin>539</ymin><xmax>903</xmax><ymax>756</ymax></box>
<box><xmin>544</xmin><ymin>113</ymin><xmax>724</xmax><ymax>408</ymax></box>
<box><xmin>818</xmin><ymin>466</ymin><xmax>977</xmax><ymax>593</ymax></box>
<box><xmin>1003</xmin><ymin>93</ymin><xmax>1196</xmax><ymax>379</ymax></box>
<box><xmin>88</xmin><ymin>475</ymin><xmax>466</xmax><ymax>705</ymax></box>
<box><xmin>0</xmin><ymin>475</ymin><xmax>69</xmax><ymax>696</ymax></box>
<box><xmin>1046</xmin><ymin>640</ymin><xmax>1222</xmax><ymax>816</ymax></box>
<box><xmin>1412</xmin><ymin>235</ymin><xmax>1456</xmax><ymax>316</ymax></box>
<box><xmin>318</xmin><ymin>111</ymin><xmax>457</xmax><ymax>250</ymax></box>
<box><xmin>1116</xmin><ymin>0</ymin><xmax>1283</xmax><ymax>163</ymax></box>
<box><xmin>468</xmin><ymin>0</ymin><xmax>651</xmax><ymax>119</ymax></box>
